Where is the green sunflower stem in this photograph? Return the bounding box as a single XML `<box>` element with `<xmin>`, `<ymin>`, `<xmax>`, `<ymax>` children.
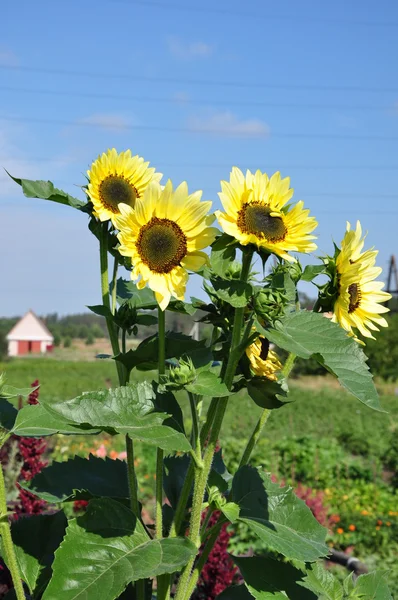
<box><xmin>99</xmin><ymin>224</ymin><xmax>142</xmax><ymax>600</ymax></box>
<box><xmin>184</xmin><ymin>521</ymin><xmax>225</xmax><ymax>600</ymax></box>
<box><xmin>174</xmin><ymin>246</ymin><xmax>254</xmax><ymax>600</ymax></box>
<box><xmin>0</xmin><ymin>463</ymin><xmax>25</xmax><ymax>600</ymax></box>
<box><xmin>282</xmin><ymin>352</ymin><xmax>297</xmax><ymax>378</ymax></box>
<box><xmin>168</xmin><ymin>398</ymin><xmax>218</xmax><ymax>539</ymax></box>
<box><xmin>156</xmin><ymin>306</ymin><xmax>170</xmax><ymax>600</ymax></box>
<box><xmin>111</xmin><ymin>254</ymin><xmax>119</xmax><ymax>315</ymax></box>
<box><xmin>239</xmin><ymin>408</ymin><xmax>271</xmax><ymax>468</ymax></box>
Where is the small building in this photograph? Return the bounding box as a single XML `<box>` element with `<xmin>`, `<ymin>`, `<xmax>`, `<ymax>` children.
<box><xmin>6</xmin><ymin>310</ymin><xmax>54</xmax><ymax>357</ymax></box>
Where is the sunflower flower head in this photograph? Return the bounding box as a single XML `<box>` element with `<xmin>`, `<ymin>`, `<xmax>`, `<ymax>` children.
<box><xmin>86</xmin><ymin>148</ymin><xmax>162</xmax><ymax>223</ymax></box>
<box><xmin>331</xmin><ymin>221</ymin><xmax>391</xmax><ymax>340</ymax></box>
<box><xmin>113</xmin><ymin>180</ymin><xmax>219</xmax><ymax>311</ymax></box>
<box><xmin>216</xmin><ymin>167</ymin><xmax>317</xmax><ymax>262</ymax></box>
<box><xmin>246</xmin><ymin>336</ymin><xmax>282</xmax><ymax>381</ymax></box>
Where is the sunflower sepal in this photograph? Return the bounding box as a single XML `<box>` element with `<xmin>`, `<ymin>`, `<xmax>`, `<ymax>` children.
<box><xmin>210</xmin><ymin>233</ymin><xmax>239</xmax><ymax>279</ymax></box>
<box><xmin>246</xmin><ymin>375</ymin><xmax>289</xmax><ymax>410</ymax></box>
<box><xmin>301</xmin><ymin>264</ymin><xmax>328</xmax><ymax>282</ymax></box>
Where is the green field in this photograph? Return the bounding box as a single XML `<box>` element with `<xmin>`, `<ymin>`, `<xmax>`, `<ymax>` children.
<box><xmin>2</xmin><ymin>357</ymin><xmax>396</xmax><ymax>453</ymax></box>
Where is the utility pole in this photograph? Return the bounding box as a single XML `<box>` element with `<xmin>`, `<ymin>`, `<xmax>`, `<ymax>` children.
<box><xmin>386</xmin><ymin>255</ymin><xmax>398</xmax><ymax>313</ymax></box>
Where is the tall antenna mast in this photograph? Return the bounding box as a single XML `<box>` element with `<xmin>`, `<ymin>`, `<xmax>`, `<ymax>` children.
<box><xmin>386</xmin><ymin>255</ymin><xmax>398</xmax><ymax>313</ymax></box>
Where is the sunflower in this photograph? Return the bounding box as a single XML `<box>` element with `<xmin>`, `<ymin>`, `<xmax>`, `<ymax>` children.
<box><xmin>86</xmin><ymin>148</ymin><xmax>162</xmax><ymax>223</ymax></box>
<box><xmin>332</xmin><ymin>221</ymin><xmax>391</xmax><ymax>339</ymax></box>
<box><xmin>246</xmin><ymin>336</ymin><xmax>282</xmax><ymax>380</ymax></box>
<box><xmin>216</xmin><ymin>167</ymin><xmax>317</xmax><ymax>261</ymax></box>
<box><xmin>113</xmin><ymin>180</ymin><xmax>219</xmax><ymax>310</ymax></box>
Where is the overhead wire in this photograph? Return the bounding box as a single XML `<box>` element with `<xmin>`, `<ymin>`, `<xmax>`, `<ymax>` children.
<box><xmin>1</xmin><ymin>114</ymin><xmax>398</xmax><ymax>141</ymax></box>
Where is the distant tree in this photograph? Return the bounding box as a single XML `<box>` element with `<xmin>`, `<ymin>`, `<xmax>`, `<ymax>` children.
<box><xmin>90</xmin><ymin>324</ymin><xmax>105</xmax><ymax>338</ymax></box>
<box><xmin>78</xmin><ymin>325</ymin><xmax>89</xmax><ymax>339</ymax></box>
<box><xmin>52</xmin><ymin>331</ymin><xmax>61</xmax><ymax>347</ymax></box>
<box><xmin>85</xmin><ymin>332</ymin><xmax>95</xmax><ymax>345</ymax></box>
<box><xmin>63</xmin><ymin>336</ymin><xmax>72</xmax><ymax>348</ymax></box>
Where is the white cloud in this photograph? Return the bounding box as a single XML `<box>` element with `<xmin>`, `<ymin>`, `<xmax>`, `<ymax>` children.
<box><xmin>167</xmin><ymin>37</ymin><xmax>213</xmax><ymax>60</ymax></box>
<box><xmin>78</xmin><ymin>113</ymin><xmax>132</xmax><ymax>132</ymax></box>
<box><xmin>0</xmin><ymin>47</ymin><xmax>19</xmax><ymax>67</ymax></box>
<box><xmin>187</xmin><ymin>111</ymin><xmax>270</xmax><ymax>138</ymax></box>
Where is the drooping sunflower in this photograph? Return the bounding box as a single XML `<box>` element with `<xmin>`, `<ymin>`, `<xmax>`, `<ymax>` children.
<box><xmin>113</xmin><ymin>180</ymin><xmax>219</xmax><ymax>310</ymax></box>
<box><xmin>86</xmin><ymin>148</ymin><xmax>162</xmax><ymax>223</ymax></box>
<box><xmin>216</xmin><ymin>167</ymin><xmax>317</xmax><ymax>261</ymax></box>
<box><xmin>332</xmin><ymin>221</ymin><xmax>391</xmax><ymax>339</ymax></box>
<box><xmin>246</xmin><ymin>336</ymin><xmax>282</xmax><ymax>381</ymax></box>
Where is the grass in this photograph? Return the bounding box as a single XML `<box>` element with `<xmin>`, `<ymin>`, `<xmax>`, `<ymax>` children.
<box><xmin>1</xmin><ymin>357</ymin><xmax>397</xmax><ymax>457</ymax></box>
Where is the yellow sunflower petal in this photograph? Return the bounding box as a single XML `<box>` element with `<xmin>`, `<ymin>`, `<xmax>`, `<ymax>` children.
<box><xmin>86</xmin><ymin>148</ymin><xmax>162</xmax><ymax>224</ymax></box>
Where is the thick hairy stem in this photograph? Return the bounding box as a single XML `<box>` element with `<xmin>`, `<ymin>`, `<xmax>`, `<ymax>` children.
<box><xmin>0</xmin><ymin>465</ymin><xmax>25</xmax><ymax>600</ymax></box>
<box><xmin>175</xmin><ymin>248</ymin><xmax>253</xmax><ymax>600</ymax></box>
<box><xmin>168</xmin><ymin>397</ymin><xmax>218</xmax><ymax>539</ymax></box>
<box><xmin>184</xmin><ymin>521</ymin><xmax>224</xmax><ymax>600</ymax></box>
<box><xmin>156</xmin><ymin>307</ymin><xmax>170</xmax><ymax>600</ymax></box>
<box><xmin>282</xmin><ymin>352</ymin><xmax>297</xmax><ymax>378</ymax></box>
<box><xmin>99</xmin><ymin>225</ymin><xmax>141</xmax><ymax>600</ymax></box>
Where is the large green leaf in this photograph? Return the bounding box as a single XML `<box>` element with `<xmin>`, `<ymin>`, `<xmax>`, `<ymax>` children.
<box><xmin>232</xmin><ymin>466</ymin><xmax>328</xmax><ymax>562</ymax></box>
<box><xmin>353</xmin><ymin>571</ymin><xmax>393</xmax><ymax>600</ymax></box>
<box><xmin>234</xmin><ymin>556</ymin><xmax>316</xmax><ymax>600</ymax></box>
<box><xmin>210</xmin><ymin>234</ymin><xmax>237</xmax><ymax>278</ymax></box>
<box><xmin>8</xmin><ymin>174</ymin><xmax>87</xmax><ymax>210</ymax></box>
<box><xmin>264</xmin><ymin>311</ymin><xmax>381</xmax><ymax>410</ymax></box>
<box><xmin>43</xmin><ymin>499</ymin><xmax>196</xmax><ymax>600</ymax></box>
<box><xmin>12</xmin><ymin>404</ymin><xmax>99</xmax><ymax>437</ymax></box>
<box><xmin>298</xmin><ymin>562</ymin><xmax>344</xmax><ymax>599</ymax></box>
<box><xmin>8</xmin><ymin>512</ymin><xmax>67</xmax><ymax>596</ymax></box>
<box><xmin>211</xmin><ymin>278</ymin><xmax>253</xmax><ymax>308</ymax></box>
<box><xmin>115</xmin><ymin>333</ymin><xmax>206</xmax><ymax>372</ymax></box>
<box><xmin>0</xmin><ymin>399</ymin><xmax>18</xmax><ymax>431</ymax></box>
<box><xmin>185</xmin><ymin>371</ymin><xmax>230</xmax><ymax>397</ymax></box>
<box><xmin>163</xmin><ymin>455</ymin><xmax>192</xmax><ymax>509</ymax></box>
<box><xmin>216</xmin><ymin>586</ymin><xmax>255</xmax><ymax>599</ymax></box>
<box><xmin>20</xmin><ymin>455</ymin><xmax>129</xmax><ymax>503</ymax></box>
<box><xmin>40</xmin><ymin>382</ymin><xmax>190</xmax><ymax>453</ymax></box>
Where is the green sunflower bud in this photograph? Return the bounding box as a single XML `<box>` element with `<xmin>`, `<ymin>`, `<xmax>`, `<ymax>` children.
<box><xmin>114</xmin><ymin>303</ymin><xmax>138</xmax><ymax>332</ymax></box>
<box><xmin>168</xmin><ymin>357</ymin><xmax>197</xmax><ymax>389</ymax></box>
<box><xmin>254</xmin><ymin>287</ymin><xmax>289</xmax><ymax>323</ymax></box>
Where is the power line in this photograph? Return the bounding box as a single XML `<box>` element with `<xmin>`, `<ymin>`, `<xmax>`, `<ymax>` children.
<box><xmin>1</xmin><ymin>114</ymin><xmax>398</xmax><ymax>141</ymax></box>
<box><xmin>0</xmin><ymin>85</ymin><xmax>391</xmax><ymax>112</ymax></box>
<box><xmin>107</xmin><ymin>0</ymin><xmax>398</xmax><ymax>28</ymax></box>
<box><xmin>1</xmin><ymin>64</ymin><xmax>398</xmax><ymax>93</ymax></box>
<box><xmin>0</xmin><ymin>175</ymin><xmax>395</xmax><ymax>200</ymax></box>
<box><xmin>1</xmin><ymin>156</ymin><xmax>398</xmax><ymax>172</ymax></box>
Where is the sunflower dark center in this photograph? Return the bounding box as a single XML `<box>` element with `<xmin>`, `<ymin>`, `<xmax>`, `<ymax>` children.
<box><xmin>259</xmin><ymin>338</ymin><xmax>270</xmax><ymax>361</ymax></box>
<box><xmin>137</xmin><ymin>217</ymin><xmax>187</xmax><ymax>273</ymax></box>
<box><xmin>99</xmin><ymin>175</ymin><xmax>138</xmax><ymax>213</ymax></box>
<box><xmin>237</xmin><ymin>202</ymin><xmax>287</xmax><ymax>242</ymax></box>
<box><xmin>348</xmin><ymin>283</ymin><xmax>361</xmax><ymax>313</ymax></box>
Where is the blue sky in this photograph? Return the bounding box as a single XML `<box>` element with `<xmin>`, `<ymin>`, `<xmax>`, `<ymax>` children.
<box><xmin>1</xmin><ymin>0</ymin><xmax>398</xmax><ymax>316</ymax></box>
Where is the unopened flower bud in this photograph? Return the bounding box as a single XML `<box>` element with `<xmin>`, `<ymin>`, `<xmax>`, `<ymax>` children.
<box><xmin>168</xmin><ymin>358</ymin><xmax>196</xmax><ymax>388</ymax></box>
